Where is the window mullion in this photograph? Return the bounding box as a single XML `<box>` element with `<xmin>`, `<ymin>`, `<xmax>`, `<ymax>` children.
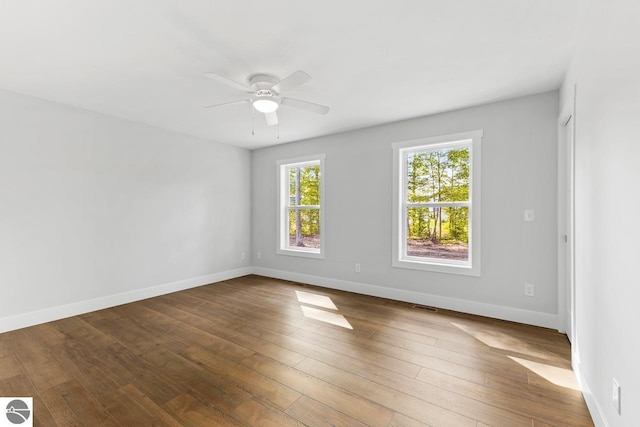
<box><xmin>405</xmin><ymin>202</ymin><xmax>470</xmax><ymax>208</ymax></box>
<box><xmin>288</xmin><ymin>205</ymin><xmax>321</xmax><ymax>210</ymax></box>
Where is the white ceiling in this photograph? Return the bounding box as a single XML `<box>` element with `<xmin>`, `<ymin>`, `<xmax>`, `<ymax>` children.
<box><xmin>0</xmin><ymin>0</ymin><xmax>579</xmax><ymax>149</ymax></box>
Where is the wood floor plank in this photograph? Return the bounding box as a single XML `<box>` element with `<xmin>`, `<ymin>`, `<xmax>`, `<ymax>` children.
<box><xmin>139</xmin><ymin>345</ymin><xmax>253</xmax><ymax>412</ymax></box>
<box><xmin>180</xmin><ymin>344</ymin><xmax>302</xmax><ymax>410</ymax></box>
<box><xmin>80</xmin><ymin>309</ymin><xmax>162</xmax><ymax>356</ymax></box>
<box><xmin>114</xmin><ymin>302</ymin><xmax>255</xmax><ymax>361</ymax></box>
<box><xmin>232</xmin><ymin>397</ymin><xmax>306</xmax><ymax>427</ymax></box>
<box><xmin>416</xmin><ymin>363</ymin><xmax>593</xmax><ymax>426</ymax></box>
<box><xmin>285</xmin><ymin>395</ymin><xmax>370</xmax><ymax>427</ymax></box>
<box><xmin>389</xmin><ymin>412</ymin><xmax>433</xmax><ymax>427</ymax></box>
<box><xmin>96</xmin><ymin>342</ymin><xmax>185</xmax><ymax>404</ymax></box>
<box><xmin>0</xmin><ymin>354</ymin><xmax>23</xmax><ymax>381</ymax></box>
<box><xmin>365</xmin><ymin>329</ymin><xmax>530</xmax><ymax>382</ymax></box>
<box><xmin>296</xmin><ymin>356</ymin><xmax>525</xmax><ymax>427</ymax></box>
<box><xmin>0</xmin><ymin>335</ymin><xmax>13</xmax><ymax>358</ymax></box>
<box><xmin>484</xmin><ymin>372</ymin><xmax>585</xmax><ymax>405</ymax></box>
<box><xmin>40</xmin><ymin>379</ymin><xmax>120</xmax><ymax>426</ymax></box>
<box><xmin>49</xmin><ymin>316</ymin><xmax>118</xmax><ymax>351</ymax></box>
<box><xmin>165</xmin><ymin>392</ymin><xmax>246</xmax><ymax>427</ymax></box>
<box><xmin>170</xmin><ymin>288</ymin><xmax>302</xmax><ymax>336</ymax></box>
<box><xmin>0</xmin><ymin>275</ymin><xmax>593</xmax><ymax>426</ymax></box>
<box><xmin>145</xmin><ymin>300</ymin><xmax>307</xmax><ymax>367</ymax></box>
<box><xmin>49</xmin><ymin>339</ymin><xmax>130</xmax><ymax>399</ymax></box>
<box><xmin>318</xmin><ymin>297</ymin><xmax>485</xmax><ymax>345</ymax></box>
<box><xmin>237</xmin><ymin>323</ymin><xmax>422</xmax><ymax>378</ymax></box>
<box><xmin>242</xmin><ymin>353</ymin><xmax>396</xmax><ymax>427</ymax></box>
<box><xmin>8</xmin><ymin>336</ymin><xmax>73</xmax><ymax>392</ymax></box>
<box><xmin>436</xmin><ymin>321</ymin><xmax>571</xmax><ymax>366</ymax></box>
<box><xmin>101</xmin><ymin>383</ymin><xmax>182</xmax><ymax>426</ymax></box>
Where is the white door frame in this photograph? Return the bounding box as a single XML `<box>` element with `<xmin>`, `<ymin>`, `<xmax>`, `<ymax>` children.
<box><xmin>557</xmin><ymin>85</ymin><xmax>576</xmax><ymax>344</ymax></box>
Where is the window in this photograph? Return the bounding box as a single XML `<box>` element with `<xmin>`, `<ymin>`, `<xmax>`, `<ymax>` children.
<box><xmin>277</xmin><ymin>155</ymin><xmax>325</xmax><ymax>258</ymax></box>
<box><xmin>392</xmin><ymin>130</ymin><xmax>482</xmax><ymax>276</ymax></box>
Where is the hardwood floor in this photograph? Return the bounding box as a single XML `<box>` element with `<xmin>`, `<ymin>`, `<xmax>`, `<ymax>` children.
<box><xmin>0</xmin><ymin>275</ymin><xmax>593</xmax><ymax>426</ymax></box>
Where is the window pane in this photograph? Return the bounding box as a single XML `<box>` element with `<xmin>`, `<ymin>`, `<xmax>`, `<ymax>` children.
<box><xmin>288</xmin><ymin>208</ymin><xmax>321</xmax><ymax>249</ymax></box>
<box><xmin>406</xmin><ymin>148</ymin><xmax>469</xmax><ymax>203</ymax></box>
<box><xmin>289</xmin><ymin>165</ymin><xmax>321</xmax><ymax>206</ymax></box>
<box><xmin>406</xmin><ymin>207</ymin><xmax>469</xmax><ymax>261</ymax></box>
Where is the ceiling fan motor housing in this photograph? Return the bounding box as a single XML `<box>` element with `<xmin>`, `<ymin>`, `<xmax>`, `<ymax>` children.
<box><xmin>249</xmin><ymin>74</ymin><xmax>279</xmax><ymax>93</ymax></box>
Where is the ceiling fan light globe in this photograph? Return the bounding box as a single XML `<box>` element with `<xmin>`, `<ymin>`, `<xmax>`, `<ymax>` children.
<box><xmin>253</xmin><ymin>99</ymin><xmax>279</xmax><ymax>113</ymax></box>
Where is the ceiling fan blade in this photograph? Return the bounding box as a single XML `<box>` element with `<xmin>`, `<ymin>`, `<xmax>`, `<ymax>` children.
<box><xmin>204</xmin><ymin>99</ymin><xmax>251</xmax><ymax>109</ymax></box>
<box><xmin>271</xmin><ymin>70</ymin><xmax>311</xmax><ymax>93</ymax></box>
<box><xmin>281</xmin><ymin>97</ymin><xmax>330</xmax><ymax>115</ymax></box>
<box><xmin>203</xmin><ymin>72</ymin><xmax>252</xmax><ymax>92</ymax></box>
<box><xmin>265</xmin><ymin>111</ymin><xmax>279</xmax><ymax>126</ymax></box>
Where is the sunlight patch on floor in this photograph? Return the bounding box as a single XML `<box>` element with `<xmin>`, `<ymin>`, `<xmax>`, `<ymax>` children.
<box><xmin>449</xmin><ymin>321</ymin><xmax>579</xmax><ymax>391</ymax></box>
<box><xmin>295</xmin><ymin>290</ymin><xmax>338</xmax><ymax>310</ymax></box>
<box><xmin>450</xmin><ymin>321</ymin><xmax>568</xmax><ymax>364</ymax></box>
<box><xmin>300</xmin><ymin>305</ymin><xmax>353</xmax><ymax>329</ymax></box>
<box><xmin>509</xmin><ymin>356</ymin><xmax>580</xmax><ymax>391</ymax></box>
<box><xmin>450</xmin><ymin>322</ymin><xmax>526</xmax><ymax>352</ymax></box>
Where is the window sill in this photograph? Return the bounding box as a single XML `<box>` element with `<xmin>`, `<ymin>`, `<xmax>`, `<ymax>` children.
<box><xmin>392</xmin><ymin>258</ymin><xmax>480</xmax><ymax>276</ymax></box>
<box><xmin>277</xmin><ymin>248</ymin><xmax>325</xmax><ymax>259</ymax></box>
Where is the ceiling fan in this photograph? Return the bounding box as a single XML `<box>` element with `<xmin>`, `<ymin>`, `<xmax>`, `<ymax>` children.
<box><xmin>203</xmin><ymin>70</ymin><xmax>330</xmax><ymax>126</ymax></box>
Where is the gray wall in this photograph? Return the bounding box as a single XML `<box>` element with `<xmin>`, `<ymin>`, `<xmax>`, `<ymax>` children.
<box><xmin>560</xmin><ymin>0</ymin><xmax>640</xmax><ymax>424</ymax></box>
<box><xmin>252</xmin><ymin>91</ymin><xmax>559</xmax><ymax>327</ymax></box>
<box><xmin>0</xmin><ymin>89</ymin><xmax>251</xmax><ymax>330</ymax></box>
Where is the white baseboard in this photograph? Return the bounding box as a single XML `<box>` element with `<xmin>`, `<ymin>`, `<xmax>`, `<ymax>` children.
<box><xmin>1</xmin><ymin>265</ymin><xmax>558</xmax><ymax>332</ymax></box>
<box><xmin>251</xmin><ymin>267</ymin><xmax>558</xmax><ymax>329</ymax></box>
<box><xmin>574</xmin><ymin>361</ymin><xmax>608</xmax><ymax>427</ymax></box>
<box><xmin>0</xmin><ymin>267</ymin><xmax>252</xmax><ymax>334</ymax></box>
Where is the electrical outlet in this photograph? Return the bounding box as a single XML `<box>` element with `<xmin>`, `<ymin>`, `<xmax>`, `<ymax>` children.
<box><xmin>355</xmin><ymin>263</ymin><xmax>361</xmax><ymax>273</ymax></box>
<box><xmin>241</xmin><ymin>252</ymin><xmax>246</xmax><ymax>260</ymax></box>
<box><xmin>524</xmin><ymin>209</ymin><xmax>535</xmax><ymax>222</ymax></box>
<box><xmin>257</xmin><ymin>252</ymin><xmax>262</xmax><ymax>260</ymax></box>
<box><xmin>613</xmin><ymin>378</ymin><xmax>621</xmax><ymax>415</ymax></box>
<box><xmin>524</xmin><ymin>283</ymin><xmax>535</xmax><ymax>297</ymax></box>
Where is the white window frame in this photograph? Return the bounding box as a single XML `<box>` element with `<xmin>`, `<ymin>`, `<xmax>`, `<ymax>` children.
<box><xmin>277</xmin><ymin>154</ymin><xmax>325</xmax><ymax>259</ymax></box>
<box><xmin>392</xmin><ymin>130</ymin><xmax>482</xmax><ymax>276</ymax></box>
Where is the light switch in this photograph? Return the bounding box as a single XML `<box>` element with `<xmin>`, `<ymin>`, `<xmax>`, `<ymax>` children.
<box><xmin>524</xmin><ymin>209</ymin><xmax>535</xmax><ymax>222</ymax></box>
<box><xmin>613</xmin><ymin>378</ymin><xmax>621</xmax><ymax>415</ymax></box>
